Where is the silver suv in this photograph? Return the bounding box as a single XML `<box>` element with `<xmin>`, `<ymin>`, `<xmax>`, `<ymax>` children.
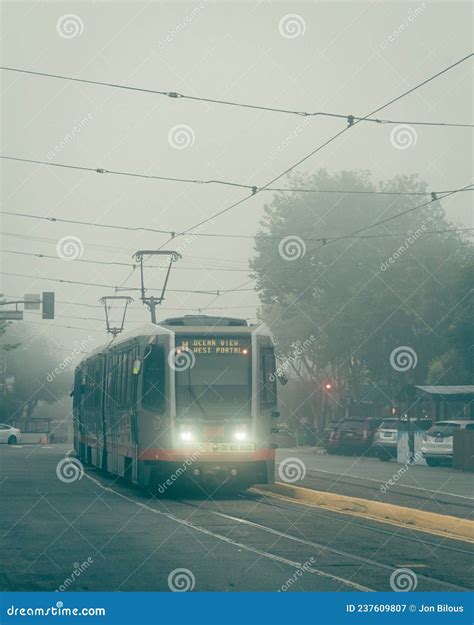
<box><xmin>374</xmin><ymin>418</ymin><xmax>432</xmax><ymax>461</ymax></box>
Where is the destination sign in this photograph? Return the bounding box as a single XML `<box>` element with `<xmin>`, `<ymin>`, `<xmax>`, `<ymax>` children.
<box><xmin>178</xmin><ymin>337</ymin><xmax>250</xmax><ymax>355</ymax></box>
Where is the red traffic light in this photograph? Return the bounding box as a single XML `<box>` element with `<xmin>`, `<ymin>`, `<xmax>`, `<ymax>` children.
<box><xmin>323</xmin><ymin>381</ymin><xmax>333</xmax><ymax>391</ymax></box>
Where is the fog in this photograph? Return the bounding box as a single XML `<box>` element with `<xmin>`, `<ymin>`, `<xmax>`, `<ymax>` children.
<box><xmin>1</xmin><ymin>0</ymin><xmax>472</xmax><ymax>356</ymax></box>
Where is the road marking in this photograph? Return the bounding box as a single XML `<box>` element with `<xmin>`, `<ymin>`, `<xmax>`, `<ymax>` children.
<box><xmin>82</xmin><ymin>472</ymin><xmax>372</xmax><ymax>592</ymax></box>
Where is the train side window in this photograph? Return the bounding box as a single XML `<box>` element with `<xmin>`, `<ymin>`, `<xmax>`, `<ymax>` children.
<box><xmin>111</xmin><ymin>354</ymin><xmax>119</xmax><ymax>408</ymax></box>
<box><xmin>92</xmin><ymin>361</ymin><xmax>100</xmax><ymax>411</ymax></box>
<box><xmin>73</xmin><ymin>369</ymin><xmax>84</xmax><ymax>410</ymax></box>
<box><xmin>123</xmin><ymin>351</ymin><xmax>131</xmax><ymax>406</ymax></box>
<box><xmin>260</xmin><ymin>348</ymin><xmax>277</xmax><ymax>409</ymax></box>
<box><xmin>117</xmin><ymin>354</ymin><xmax>124</xmax><ymax>406</ymax></box>
<box><xmin>142</xmin><ymin>345</ymin><xmax>166</xmax><ymax>413</ymax></box>
<box><xmin>120</xmin><ymin>352</ymin><xmax>128</xmax><ymax>407</ymax></box>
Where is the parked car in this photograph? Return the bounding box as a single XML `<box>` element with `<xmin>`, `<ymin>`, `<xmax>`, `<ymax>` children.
<box><xmin>421</xmin><ymin>420</ymin><xmax>474</xmax><ymax>466</ymax></box>
<box><xmin>326</xmin><ymin>417</ymin><xmax>383</xmax><ymax>456</ymax></box>
<box><xmin>321</xmin><ymin>422</ymin><xmax>340</xmax><ymax>452</ymax></box>
<box><xmin>272</xmin><ymin>425</ymin><xmax>297</xmax><ymax>449</ymax></box>
<box><xmin>0</xmin><ymin>423</ymin><xmax>21</xmax><ymax>444</ymax></box>
<box><xmin>374</xmin><ymin>417</ymin><xmax>433</xmax><ymax>461</ymax></box>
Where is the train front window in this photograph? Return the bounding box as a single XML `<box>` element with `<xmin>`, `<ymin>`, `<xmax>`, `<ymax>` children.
<box><xmin>175</xmin><ymin>337</ymin><xmax>250</xmax><ymax>420</ymax></box>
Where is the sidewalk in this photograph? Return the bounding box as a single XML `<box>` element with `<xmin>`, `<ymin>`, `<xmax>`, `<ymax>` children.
<box><xmin>275</xmin><ymin>448</ymin><xmax>474</xmax><ymax>519</ymax></box>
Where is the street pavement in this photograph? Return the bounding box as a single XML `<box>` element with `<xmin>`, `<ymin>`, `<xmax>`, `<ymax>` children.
<box><xmin>1</xmin><ymin>445</ymin><xmax>472</xmax><ymax>592</ymax></box>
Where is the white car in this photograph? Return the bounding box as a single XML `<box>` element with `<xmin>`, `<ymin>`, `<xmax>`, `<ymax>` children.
<box><xmin>421</xmin><ymin>420</ymin><xmax>474</xmax><ymax>466</ymax></box>
<box><xmin>0</xmin><ymin>423</ymin><xmax>21</xmax><ymax>444</ymax></box>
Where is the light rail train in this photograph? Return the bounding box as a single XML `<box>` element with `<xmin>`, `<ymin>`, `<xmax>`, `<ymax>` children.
<box><xmin>73</xmin><ymin>316</ymin><xmax>279</xmax><ymax>490</ymax></box>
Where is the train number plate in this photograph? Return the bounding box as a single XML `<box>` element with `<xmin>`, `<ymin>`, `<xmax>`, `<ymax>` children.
<box><xmin>200</xmin><ymin>443</ymin><xmax>255</xmax><ymax>453</ymax></box>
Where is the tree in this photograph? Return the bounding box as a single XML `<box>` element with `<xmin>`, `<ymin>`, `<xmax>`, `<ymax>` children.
<box><xmin>427</xmin><ymin>262</ymin><xmax>474</xmax><ymax>384</ymax></box>
<box><xmin>0</xmin><ymin>324</ymin><xmax>73</xmax><ymax>423</ymax></box>
<box><xmin>251</xmin><ymin>169</ymin><xmax>473</xmax><ymax>423</ymax></box>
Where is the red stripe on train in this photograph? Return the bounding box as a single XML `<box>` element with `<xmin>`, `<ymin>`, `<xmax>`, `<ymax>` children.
<box><xmin>78</xmin><ymin>436</ymin><xmax>274</xmax><ymax>462</ymax></box>
<box><xmin>138</xmin><ymin>448</ymin><xmax>275</xmax><ymax>462</ymax></box>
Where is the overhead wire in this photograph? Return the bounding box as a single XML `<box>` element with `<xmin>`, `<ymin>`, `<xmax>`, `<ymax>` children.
<box><xmin>178</xmin><ymin>53</ymin><xmax>474</xmax><ymax>235</ymax></box>
<box><xmin>0</xmin><ymin>270</ymin><xmax>255</xmax><ymax>295</ymax></box>
<box><xmin>0</xmin><ymin>248</ymin><xmax>251</xmax><ymax>272</ymax></box>
<box><xmin>2</xmin><ymin>55</ymin><xmax>472</xmax><ymax>306</ymax></box>
<box><xmin>3</xmin><ymin>155</ymin><xmax>473</xmax><ymax>199</ymax></box>
<box><xmin>1</xmin><ymin>209</ymin><xmax>473</xmax><ymax>243</ymax></box>
<box><xmin>2</xmin><ymin>65</ymin><xmax>473</xmax><ymax>127</ymax></box>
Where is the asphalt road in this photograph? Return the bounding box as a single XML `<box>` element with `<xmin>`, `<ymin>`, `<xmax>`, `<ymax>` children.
<box><xmin>276</xmin><ymin>448</ymin><xmax>474</xmax><ymax>519</ymax></box>
<box><xmin>1</xmin><ymin>445</ymin><xmax>473</xmax><ymax>593</ymax></box>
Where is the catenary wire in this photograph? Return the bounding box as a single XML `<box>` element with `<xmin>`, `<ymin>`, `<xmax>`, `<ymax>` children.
<box><xmin>2</xmin><ymin>65</ymin><xmax>473</xmax><ymax>127</ymax></box>
<box><xmin>3</xmin><ymin>155</ymin><xmax>473</xmax><ymax>198</ymax></box>
<box><xmin>1</xmin><ymin>209</ymin><xmax>472</xmax><ymax>244</ymax></box>
<box><xmin>179</xmin><ymin>54</ymin><xmax>474</xmax><ymax>235</ymax></box>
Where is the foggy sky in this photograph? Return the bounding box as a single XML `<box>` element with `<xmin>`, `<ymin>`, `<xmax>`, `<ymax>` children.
<box><xmin>1</xmin><ymin>0</ymin><xmax>472</xmax><ymax>355</ymax></box>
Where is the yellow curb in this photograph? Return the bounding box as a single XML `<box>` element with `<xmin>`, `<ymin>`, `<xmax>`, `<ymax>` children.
<box><xmin>252</xmin><ymin>482</ymin><xmax>474</xmax><ymax>544</ymax></box>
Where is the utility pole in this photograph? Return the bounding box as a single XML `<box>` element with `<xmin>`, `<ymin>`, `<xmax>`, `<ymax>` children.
<box><xmin>132</xmin><ymin>250</ymin><xmax>181</xmax><ymax>324</ymax></box>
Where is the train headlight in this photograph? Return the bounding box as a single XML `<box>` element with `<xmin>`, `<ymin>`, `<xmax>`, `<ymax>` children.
<box><xmin>179</xmin><ymin>430</ymin><xmax>194</xmax><ymax>442</ymax></box>
<box><xmin>233</xmin><ymin>430</ymin><xmax>248</xmax><ymax>441</ymax></box>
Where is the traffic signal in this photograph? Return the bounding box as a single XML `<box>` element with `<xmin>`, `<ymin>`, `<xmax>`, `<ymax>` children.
<box><xmin>323</xmin><ymin>381</ymin><xmax>333</xmax><ymax>391</ymax></box>
<box><xmin>42</xmin><ymin>292</ymin><xmax>55</xmax><ymax>319</ymax></box>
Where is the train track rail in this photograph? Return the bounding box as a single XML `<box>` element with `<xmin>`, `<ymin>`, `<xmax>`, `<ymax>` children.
<box><xmin>239</xmin><ymin>491</ymin><xmax>474</xmax><ymax>557</ymax></box>
<box><xmin>83</xmin><ymin>471</ymin><xmax>373</xmax><ymax>592</ymax></box>
<box><xmin>177</xmin><ymin>495</ymin><xmax>472</xmax><ymax>593</ymax></box>
<box><xmin>82</xmin><ymin>467</ymin><xmax>472</xmax><ymax>592</ymax></box>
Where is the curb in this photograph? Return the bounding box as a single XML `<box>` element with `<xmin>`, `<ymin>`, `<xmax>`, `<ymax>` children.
<box><xmin>253</xmin><ymin>482</ymin><xmax>474</xmax><ymax>543</ymax></box>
